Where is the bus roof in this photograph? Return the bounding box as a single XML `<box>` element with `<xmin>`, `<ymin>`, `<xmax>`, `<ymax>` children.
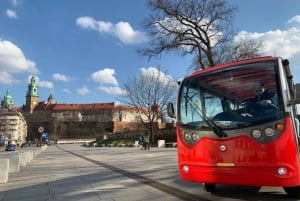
<box><xmin>187</xmin><ymin>56</ymin><xmax>278</xmax><ymax>78</ymax></box>
<box><xmin>184</xmin><ymin>56</ymin><xmax>280</xmax><ymax>101</ymax></box>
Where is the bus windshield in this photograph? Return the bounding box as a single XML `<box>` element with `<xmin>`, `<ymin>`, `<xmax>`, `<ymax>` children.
<box><xmin>179</xmin><ymin>61</ymin><xmax>283</xmax><ymax>130</ymax></box>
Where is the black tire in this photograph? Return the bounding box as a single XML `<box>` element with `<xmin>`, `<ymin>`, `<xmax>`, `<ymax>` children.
<box><xmin>202</xmin><ymin>183</ymin><xmax>216</xmax><ymax>193</ymax></box>
<box><xmin>284</xmin><ymin>186</ymin><xmax>300</xmax><ymax>198</ymax></box>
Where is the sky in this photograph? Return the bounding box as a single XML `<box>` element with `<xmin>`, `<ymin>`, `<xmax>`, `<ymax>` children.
<box><xmin>1</xmin><ymin>0</ymin><xmax>300</xmax><ymax>107</ymax></box>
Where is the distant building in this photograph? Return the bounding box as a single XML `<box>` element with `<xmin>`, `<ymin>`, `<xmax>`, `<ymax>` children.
<box><xmin>31</xmin><ymin>101</ymin><xmax>148</xmax><ymax>133</ymax></box>
<box><xmin>0</xmin><ymin>111</ymin><xmax>27</xmax><ymax>145</ymax></box>
<box><xmin>0</xmin><ymin>89</ymin><xmax>27</xmax><ymax>144</ymax></box>
<box><xmin>20</xmin><ymin>75</ymin><xmax>160</xmax><ymax>134</ymax></box>
<box><xmin>0</xmin><ymin>75</ymin><xmax>168</xmax><ymax>140</ymax></box>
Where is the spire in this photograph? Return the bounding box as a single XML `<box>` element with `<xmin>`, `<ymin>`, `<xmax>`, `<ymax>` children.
<box><xmin>4</xmin><ymin>88</ymin><xmax>14</xmax><ymax>105</ymax></box>
<box><xmin>1</xmin><ymin>88</ymin><xmax>14</xmax><ymax>109</ymax></box>
<box><xmin>48</xmin><ymin>93</ymin><xmax>54</xmax><ymax>104</ymax></box>
<box><xmin>26</xmin><ymin>76</ymin><xmax>39</xmax><ymax>97</ymax></box>
<box><xmin>25</xmin><ymin>76</ymin><xmax>39</xmax><ymax>113</ymax></box>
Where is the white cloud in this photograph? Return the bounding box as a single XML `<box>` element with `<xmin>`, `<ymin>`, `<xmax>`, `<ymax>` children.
<box><xmin>6</xmin><ymin>9</ymin><xmax>18</xmax><ymax>19</ymax></box>
<box><xmin>140</xmin><ymin>67</ymin><xmax>175</xmax><ymax>85</ymax></box>
<box><xmin>0</xmin><ymin>39</ymin><xmax>38</xmax><ymax>84</ymax></box>
<box><xmin>52</xmin><ymin>73</ymin><xmax>70</xmax><ymax>82</ymax></box>
<box><xmin>39</xmin><ymin>80</ymin><xmax>53</xmax><ymax>89</ymax></box>
<box><xmin>77</xmin><ymin>86</ymin><xmax>90</xmax><ymax>95</ymax></box>
<box><xmin>288</xmin><ymin>15</ymin><xmax>300</xmax><ymax>24</ymax></box>
<box><xmin>27</xmin><ymin>76</ymin><xmax>53</xmax><ymax>88</ymax></box>
<box><xmin>236</xmin><ymin>28</ymin><xmax>300</xmax><ymax>59</ymax></box>
<box><xmin>234</xmin><ymin>15</ymin><xmax>300</xmax><ymax>71</ymax></box>
<box><xmin>76</xmin><ymin>16</ymin><xmax>100</xmax><ymax>30</ymax></box>
<box><xmin>27</xmin><ymin>75</ymin><xmax>34</xmax><ymax>83</ymax></box>
<box><xmin>76</xmin><ymin>16</ymin><xmax>148</xmax><ymax>44</ymax></box>
<box><xmin>91</xmin><ymin>68</ymin><xmax>118</xmax><ymax>86</ymax></box>
<box><xmin>0</xmin><ymin>72</ymin><xmax>19</xmax><ymax>84</ymax></box>
<box><xmin>91</xmin><ymin>68</ymin><xmax>127</xmax><ymax>95</ymax></box>
<box><xmin>9</xmin><ymin>0</ymin><xmax>22</xmax><ymax>7</ymax></box>
<box><xmin>97</xmin><ymin>86</ymin><xmax>127</xmax><ymax>95</ymax></box>
<box><xmin>63</xmin><ymin>88</ymin><xmax>71</xmax><ymax>94</ymax></box>
<box><xmin>114</xmin><ymin>21</ymin><xmax>148</xmax><ymax>44</ymax></box>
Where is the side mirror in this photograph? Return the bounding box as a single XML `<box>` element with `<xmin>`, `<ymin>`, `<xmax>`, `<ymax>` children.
<box><xmin>295</xmin><ymin>83</ymin><xmax>300</xmax><ymax>104</ymax></box>
<box><xmin>167</xmin><ymin>103</ymin><xmax>176</xmax><ymax>118</ymax></box>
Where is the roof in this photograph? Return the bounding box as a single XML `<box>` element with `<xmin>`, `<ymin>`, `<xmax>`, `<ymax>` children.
<box><xmin>185</xmin><ymin>56</ymin><xmax>281</xmax><ymax>101</ymax></box>
<box><xmin>33</xmin><ymin>102</ymin><xmax>127</xmax><ymax>112</ymax></box>
<box><xmin>188</xmin><ymin>56</ymin><xmax>278</xmax><ymax>78</ymax></box>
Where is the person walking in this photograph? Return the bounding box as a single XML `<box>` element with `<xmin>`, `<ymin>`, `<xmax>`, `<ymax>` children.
<box><xmin>138</xmin><ymin>135</ymin><xmax>144</xmax><ymax>150</ymax></box>
<box><xmin>144</xmin><ymin>133</ymin><xmax>150</xmax><ymax>150</ymax></box>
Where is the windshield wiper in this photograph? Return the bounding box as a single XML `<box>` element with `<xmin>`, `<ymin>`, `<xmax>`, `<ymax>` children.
<box><xmin>184</xmin><ymin>93</ymin><xmax>227</xmax><ymax>138</ymax></box>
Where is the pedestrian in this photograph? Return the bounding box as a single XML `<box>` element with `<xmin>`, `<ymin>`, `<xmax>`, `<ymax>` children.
<box><xmin>144</xmin><ymin>133</ymin><xmax>150</xmax><ymax>150</ymax></box>
<box><xmin>138</xmin><ymin>135</ymin><xmax>144</xmax><ymax>149</ymax></box>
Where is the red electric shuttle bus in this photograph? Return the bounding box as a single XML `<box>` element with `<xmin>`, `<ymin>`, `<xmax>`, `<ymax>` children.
<box><xmin>168</xmin><ymin>56</ymin><xmax>300</xmax><ymax>197</ymax></box>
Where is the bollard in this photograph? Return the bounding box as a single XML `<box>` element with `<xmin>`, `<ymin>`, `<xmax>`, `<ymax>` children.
<box><xmin>0</xmin><ymin>158</ymin><xmax>9</xmax><ymax>183</ymax></box>
<box><xmin>19</xmin><ymin>152</ymin><xmax>27</xmax><ymax>167</ymax></box>
<box><xmin>8</xmin><ymin>154</ymin><xmax>20</xmax><ymax>173</ymax></box>
<box><xmin>158</xmin><ymin>140</ymin><xmax>165</xmax><ymax>148</ymax></box>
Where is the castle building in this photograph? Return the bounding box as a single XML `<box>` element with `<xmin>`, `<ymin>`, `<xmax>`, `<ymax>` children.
<box><xmin>22</xmin><ymin>76</ymin><xmax>155</xmax><ymax>134</ymax></box>
<box><xmin>1</xmin><ymin>75</ymin><xmax>167</xmax><ymax>141</ymax></box>
<box><xmin>31</xmin><ymin>101</ymin><xmax>149</xmax><ymax>133</ymax></box>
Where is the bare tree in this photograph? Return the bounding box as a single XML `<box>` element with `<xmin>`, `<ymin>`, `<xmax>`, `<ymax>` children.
<box><xmin>138</xmin><ymin>0</ymin><xmax>263</xmax><ymax>70</ymax></box>
<box><xmin>118</xmin><ymin>68</ymin><xmax>177</xmax><ymax>144</ymax></box>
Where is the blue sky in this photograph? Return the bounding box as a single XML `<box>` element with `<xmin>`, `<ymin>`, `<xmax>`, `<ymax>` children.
<box><xmin>1</xmin><ymin>0</ymin><xmax>300</xmax><ymax>107</ymax></box>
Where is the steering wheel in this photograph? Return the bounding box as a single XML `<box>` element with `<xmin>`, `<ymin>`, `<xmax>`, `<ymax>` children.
<box><xmin>246</xmin><ymin>102</ymin><xmax>278</xmax><ymax>116</ymax></box>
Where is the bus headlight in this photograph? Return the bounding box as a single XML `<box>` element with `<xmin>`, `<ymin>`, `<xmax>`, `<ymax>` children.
<box><xmin>277</xmin><ymin>167</ymin><xmax>287</xmax><ymax>175</ymax></box>
<box><xmin>184</xmin><ymin>132</ymin><xmax>192</xmax><ymax>141</ymax></box>
<box><xmin>192</xmin><ymin>133</ymin><xmax>200</xmax><ymax>141</ymax></box>
<box><xmin>265</xmin><ymin>128</ymin><xmax>275</xmax><ymax>136</ymax></box>
<box><xmin>183</xmin><ymin>165</ymin><xmax>189</xmax><ymax>173</ymax></box>
<box><xmin>251</xmin><ymin>129</ymin><xmax>262</xmax><ymax>139</ymax></box>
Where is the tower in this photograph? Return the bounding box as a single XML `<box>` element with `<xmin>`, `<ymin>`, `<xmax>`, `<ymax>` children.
<box><xmin>1</xmin><ymin>89</ymin><xmax>14</xmax><ymax>110</ymax></box>
<box><xmin>47</xmin><ymin>93</ymin><xmax>55</xmax><ymax>104</ymax></box>
<box><xmin>25</xmin><ymin>76</ymin><xmax>39</xmax><ymax>113</ymax></box>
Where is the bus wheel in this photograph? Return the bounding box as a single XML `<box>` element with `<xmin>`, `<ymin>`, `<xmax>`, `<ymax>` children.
<box><xmin>284</xmin><ymin>186</ymin><xmax>300</xmax><ymax>198</ymax></box>
<box><xmin>202</xmin><ymin>183</ymin><xmax>216</xmax><ymax>193</ymax></box>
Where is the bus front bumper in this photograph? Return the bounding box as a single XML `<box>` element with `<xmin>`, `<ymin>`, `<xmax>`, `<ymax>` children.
<box><xmin>179</xmin><ymin>163</ymin><xmax>300</xmax><ymax>187</ymax></box>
